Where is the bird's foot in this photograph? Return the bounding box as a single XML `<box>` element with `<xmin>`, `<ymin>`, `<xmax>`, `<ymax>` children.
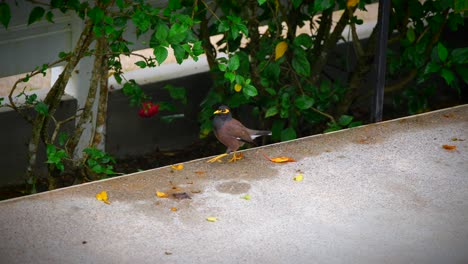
<box><xmin>228</xmin><ymin>152</ymin><xmax>243</xmax><ymax>162</ymax></box>
<box><xmin>207</xmin><ymin>153</ymin><xmax>228</xmax><ymax>163</ymax></box>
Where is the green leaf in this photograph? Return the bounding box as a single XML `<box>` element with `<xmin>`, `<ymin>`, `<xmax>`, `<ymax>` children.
<box><xmin>437</xmin><ymin>43</ymin><xmax>448</xmax><ymax>62</ymax></box>
<box><xmin>218</xmin><ymin>63</ymin><xmax>227</xmax><ymax>71</ymax></box>
<box><xmin>0</xmin><ymin>97</ymin><xmax>4</xmax><ymax>105</ymax></box>
<box><xmin>0</xmin><ymin>3</ymin><xmax>11</xmax><ymax>28</ymax></box>
<box><xmin>35</xmin><ymin>102</ymin><xmax>49</xmax><ymax>116</ymax></box>
<box><xmin>440</xmin><ymin>68</ymin><xmax>455</xmax><ymax>85</ymax></box>
<box><xmin>294</xmin><ymin>95</ymin><xmax>314</xmax><ymax>110</ymax></box>
<box><xmin>154</xmin><ymin>46</ymin><xmax>168</xmax><ymax>64</ymax></box>
<box><xmin>28</xmin><ymin>7</ymin><xmax>45</xmax><ymax>25</ymax></box>
<box><xmin>292</xmin><ymin>0</ymin><xmax>303</xmax><ymax>8</ymax></box>
<box><xmin>58</xmin><ymin>132</ymin><xmax>68</xmax><ymax>146</ymax></box>
<box><xmin>424</xmin><ymin>61</ymin><xmax>441</xmax><ymax>75</ymax></box>
<box><xmin>257</xmin><ymin>0</ymin><xmax>267</xmax><ymax>5</ymax></box>
<box><xmin>45</xmin><ymin>11</ymin><xmax>54</xmax><ymax>23</ymax></box>
<box><xmin>294</xmin><ymin>34</ymin><xmax>313</xmax><ymax>49</ymax></box>
<box><xmin>338</xmin><ymin>115</ymin><xmax>354</xmax><ymax>126</ymax></box>
<box><xmin>172</xmin><ymin>44</ymin><xmax>186</xmax><ymax>64</ymax></box>
<box><xmin>132</xmin><ymin>9</ymin><xmax>150</xmax><ymax>33</ymax></box>
<box><xmin>292</xmin><ymin>49</ymin><xmax>311</xmax><ymax>76</ymax></box>
<box><xmin>224</xmin><ymin>72</ymin><xmax>236</xmax><ymax>82</ymax></box>
<box><xmin>450</xmin><ymin>48</ymin><xmax>468</xmax><ymax>64</ymax></box>
<box><xmin>168</xmin><ymin>23</ymin><xmax>188</xmax><ymax>43</ymax></box>
<box><xmin>455</xmin><ymin>66</ymin><xmax>468</xmax><ymax>84</ymax></box>
<box><xmin>455</xmin><ymin>0</ymin><xmax>468</xmax><ymax>12</ymax></box>
<box><xmin>313</xmin><ymin>0</ymin><xmax>334</xmax><ymax>11</ymax></box>
<box><xmin>164</xmin><ymin>85</ymin><xmax>187</xmax><ymax>104</ymax></box>
<box><xmin>168</xmin><ymin>0</ymin><xmax>181</xmax><ymax>10</ymax></box>
<box><xmin>88</xmin><ymin>6</ymin><xmax>104</xmax><ymax>23</ymax></box>
<box><xmin>243</xmin><ymin>84</ymin><xmax>258</xmax><ymax>97</ymax></box>
<box><xmin>407</xmin><ymin>28</ymin><xmax>415</xmax><ymax>43</ymax></box>
<box><xmin>228</xmin><ymin>55</ymin><xmax>240</xmax><ymax>71</ymax></box>
<box><xmin>155</xmin><ymin>22</ymin><xmax>169</xmax><ymax>42</ymax></box>
<box><xmin>281</xmin><ymin>127</ymin><xmax>297</xmax><ymax>141</ymax></box>
<box><xmin>265</xmin><ymin>106</ymin><xmax>279</xmax><ymax>118</ymax></box>
<box><xmin>135</xmin><ymin>61</ymin><xmax>147</xmax><ymax>68</ymax></box>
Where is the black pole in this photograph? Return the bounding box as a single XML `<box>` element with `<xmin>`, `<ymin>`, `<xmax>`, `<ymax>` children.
<box><xmin>371</xmin><ymin>0</ymin><xmax>391</xmax><ymax>122</ymax></box>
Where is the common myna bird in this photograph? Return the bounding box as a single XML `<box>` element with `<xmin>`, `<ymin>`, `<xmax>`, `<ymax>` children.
<box><xmin>207</xmin><ymin>105</ymin><xmax>271</xmax><ymax>163</ymax></box>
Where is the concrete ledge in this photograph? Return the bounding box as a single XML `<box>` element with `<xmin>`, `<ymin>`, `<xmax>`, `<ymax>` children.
<box><xmin>0</xmin><ymin>105</ymin><xmax>467</xmax><ymax>263</ymax></box>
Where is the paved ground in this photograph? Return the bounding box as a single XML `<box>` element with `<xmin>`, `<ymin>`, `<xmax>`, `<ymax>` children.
<box><xmin>1</xmin><ymin>105</ymin><xmax>467</xmax><ymax>264</ymax></box>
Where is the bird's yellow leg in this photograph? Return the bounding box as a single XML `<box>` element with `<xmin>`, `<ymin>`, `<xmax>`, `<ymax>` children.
<box><xmin>228</xmin><ymin>152</ymin><xmax>243</xmax><ymax>162</ymax></box>
<box><xmin>207</xmin><ymin>153</ymin><xmax>228</xmax><ymax>163</ymax></box>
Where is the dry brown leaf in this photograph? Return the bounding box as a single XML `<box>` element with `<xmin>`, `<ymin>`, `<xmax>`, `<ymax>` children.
<box><xmin>442</xmin><ymin>145</ymin><xmax>457</xmax><ymax>150</ymax></box>
<box><xmin>173</xmin><ymin>192</ymin><xmax>191</xmax><ymax>199</ymax></box>
<box><xmin>194</xmin><ymin>171</ymin><xmax>206</xmax><ymax>175</ymax></box>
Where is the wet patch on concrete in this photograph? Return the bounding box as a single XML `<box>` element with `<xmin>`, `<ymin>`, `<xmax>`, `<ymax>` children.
<box><xmin>215</xmin><ymin>181</ymin><xmax>251</xmax><ymax>194</ymax></box>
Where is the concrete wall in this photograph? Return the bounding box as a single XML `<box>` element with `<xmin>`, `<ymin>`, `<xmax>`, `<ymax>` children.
<box><xmin>0</xmin><ymin>97</ymin><xmax>77</xmax><ymax>186</ymax></box>
<box><xmin>106</xmin><ymin>72</ymin><xmax>212</xmax><ymax>158</ymax></box>
<box><xmin>0</xmin><ymin>72</ymin><xmax>212</xmax><ymax>186</ymax></box>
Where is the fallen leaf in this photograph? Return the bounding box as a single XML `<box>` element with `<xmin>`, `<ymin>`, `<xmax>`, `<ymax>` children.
<box><xmin>347</xmin><ymin>0</ymin><xmax>359</xmax><ymax>8</ymax></box>
<box><xmin>96</xmin><ymin>191</ymin><xmax>111</xmax><ymax>204</ymax></box>
<box><xmin>165</xmin><ymin>252</ymin><xmax>172</xmax><ymax>255</ymax></box>
<box><xmin>206</xmin><ymin>217</ymin><xmax>218</xmax><ymax>222</ymax></box>
<box><xmin>452</xmin><ymin>138</ymin><xmax>465</xmax><ymax>141</ymax></box>
<box><xmin>442</xmin><ymin>145</ymin><xmax>457</xmax><ymax>150</ymax></box>
<box><xmin>293</xmin><ymin>174</ymin><xmax>303</xmax><ymax>181</ymax></box>
<box><xmin>173</xmin><ymin>192</ymin><xmax>191</xmax><ymax>199</ymax></box>
<box><xmin>275</xmin><ymin>41</ymin><xmax>288</xmax><ymax>61</ymax></box>
<box><xmin>443</xmin><ymin>113</ymin><xmax>454</xmax><ymax>118</ymax></box>
<box><xmin>194</xmin><ymin>171</ymin><xmax>206</xmax><ymax>175</ymax></box>
<box><xmin>241</xmin><ymin>194</ymin><xmax>251</xmax><ymax>200</ymax></box>
<box><xmin>171</xmin><ymin>164</ymin><xmax>184</xmax><ymax>170</ymax></box>
<box><xmin>270</xmin><ymin>156</ymin><xmax>296</xmax><ymax>163</ymax></box>
<box><xmin>261</xmin><ymin>151</ymin><xmax>296</xmax><ymax>163</ymax></box>
<box><xmin>170</xmin><ymin>207</ymin><xmax>178</xmax><ymax>212</ymax></box>
<box><xmin>156</xmin><ymin>191</ymin><xmax>169</xmax><ymax>198</ymax></box>
<box><xmin>191</xmin><ymin>190</ymin><xmax>201</xmax><ymax>193</ymax></box>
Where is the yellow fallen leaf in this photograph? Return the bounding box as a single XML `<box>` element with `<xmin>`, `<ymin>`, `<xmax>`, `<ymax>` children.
<box><xmin>170</xmin><ymin>207</ymin><xmax>178</xmax><ymax>211</ymax></box>
<box><xmin>275</xmin><ymin>41</ymin><xmax>288</xmax><ymax>61</ymax></box>
<box><xmin>171</xmin><ymin>164</ymin><xmax>184</xmax><ymax>170</ymax></box>
<box><xmin>206</xmin><ymin>217</ymin><xmax>218</xmax><ymax>222</ymax></box>
<box><xmin>96</xmin><ymin>191</ymin><xmax>110</xmax><ymax>204</ymax></box>
<box><xmin>293</xmin><ymin>174</ymin><xmax>303</xmax><ymax>181</ymax></box>
<box><xmin>241</xmin><ymin>194</ymin><xmax>251</xmax><ymax>200</ymax></box>
<box><xmin>270</xmin><ymin>156</ymin><xmax>296</xmax><ymax>163</ymax></box>
<box><xmin>347</xmin><ymin>0</ymin><xmax>359</xmax><ymax>8</ymax></box>
<box><xmin>234</xmin><ymin>83</ymin><xmax>242</xmax><ymax>92</ymax></box>
<box><xmin>156</xmin><ymin>191</ymin><xmax>169</xmax><ymax>198</ymax></box>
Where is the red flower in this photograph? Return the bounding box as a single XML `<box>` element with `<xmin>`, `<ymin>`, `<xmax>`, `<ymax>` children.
<box><xmin>138</xmin><ymin>102</ymin><xmax>159</xmax><ymax>118</ymax></box>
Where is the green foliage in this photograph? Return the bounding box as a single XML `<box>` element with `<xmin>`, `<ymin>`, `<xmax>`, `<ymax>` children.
<box><xmin>388</xmin><ymin>0</ymin><xmax>467</xmax><ymax>114</ymax></box>
<box><xmin>46</xmin><ymin>144</ymin><xmax>68</xmax><ymax>171</ymax></box>
<box><xmin>83</xmin><ymin>147</ymin><xmax>116</xmax><ymax>176</ymax></box>
<box><xmin>0</xmin><ymin>2</ymin><xmax>11</xmax><ymax>28</ymax></box>
<box><xmin>122</xmin><ymin>80</ymin><xmax>146</xmax><ymax>106</ymax></box>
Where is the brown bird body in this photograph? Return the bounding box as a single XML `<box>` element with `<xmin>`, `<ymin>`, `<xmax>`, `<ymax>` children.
<box><xmin>208</xmin><ymin>105</ymin><xmax>271</xmax><ymax>162</ymax></box>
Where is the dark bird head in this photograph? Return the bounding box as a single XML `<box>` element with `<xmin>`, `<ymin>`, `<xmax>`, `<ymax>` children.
<box><xmin>213</xmin><ymin>105</ymin><xmax>232</xmax><ymax>120</ymax></box>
